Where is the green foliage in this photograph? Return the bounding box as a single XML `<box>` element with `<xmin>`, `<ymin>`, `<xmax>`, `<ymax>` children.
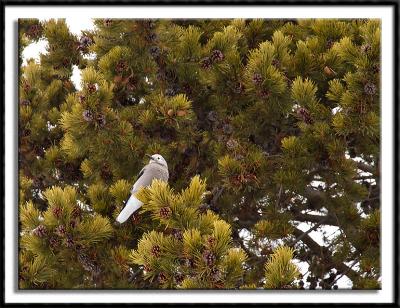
<box><xmin>131</xmin><ymin>176</ymin><xmax>247</xmax><ymax>289</ymax></box>
<box><xmin>264</xmin><ymin>246</ymin><xmax>300</xmax><ymax>289</ymax></box>
<box><xmin>19</xmin><ymin>18</ymin><xmax>381</xmax><ymax>290</ymax></box>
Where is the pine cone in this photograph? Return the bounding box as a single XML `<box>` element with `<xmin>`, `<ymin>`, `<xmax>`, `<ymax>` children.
<box><xmin>184</xmin><ymin>258</ymin><xmax>195</xmax><ymax>269</ymax></box>
<box><xmin>62</xmin><ymin>58</ymin><xmax>70</xmax><ymax>68</ymax></box>
<box><xmin>260</xmin><ymin>89</ymin><xmax>270</xmax><ymax>99</ymax></box>
<box><xmin>100</xmin><ymin>164</ymin><xmax>112</xmax><ymax>180</ymax></box>
<box><xmin>174</xmin><ymin>273</ymin><xmax>185</xmax><ymax>284</ymax></box>
<box><xmin>364</xmin><ymin>82</ymin><xmax>376</xmax><ymax>95</ymax></box>
<box><xmin>271</xmin><ymin>58</ymin><xmax>280</xmax><ymax>68</ymax></box>
<box><xmin>143</xmin><ymin>19</ymin><xmax>155</xmax><ymax>29</ymax></box>
<box><xmin>77</xmin><ymin>252</ymin><xmax>91</xmax><ymax>270</ymax></box>
<box><xmin>65</xmin><ymin>234</ymin><xmax>74</xmax><ymax>248</ymax></box>
<box><xmin>198</xmin><ymin>203</ymin><xmax>209</xmax><ymax>214</ymax></box>
<box><xmin>55</xmin><ymin>224</ymin><xmax>66</xmax><ymax>236</ymax></box>
<box><xmin>326</xmin><ymin>39</ymin><xmax>334</xmax><ymax>49</ymax></box>
<box><xmin>151</xmin><ymin>245</ymin><xmax>161</xmax><ymax>258</ymax></box>
<box><xmin>182</xmin><ymin>83</ymin><xmax>192</xmax><ymax>95</ymax></box>
<box><xmin>52</xmin><ymin>206</ymin><xmax>63</xmax><ymax>219</ymax></box>
<box><xmin>144</xmin><ymin>264</ymin><xmax>152</xmax><ymax>273</ymax></box>
<box><xmin>149</xmin><ymin>46</ymin><xmax>161</xmax><ymax>58</ymax></box>
<box><xmin>78</xmin><ymin>94</ymin><xmax>86</xmax><ymax>103</ymax></box>
<box><xmin>158</xmin><ymin>272</ymin><xmax>167</xmax><ymax>284</ymax></box>
<box><xmin>297</xmin><ymin>107</ymin><xmax>313</xmax><ymax>124</ymax></box>
<box><xmin>206</xmin><ymin>111</ymin><xmax>218</xmax><ymax>122</ymax></box>
<box><xmin>372</xmin><ymin>64</ymin><xmax>380</xmax><ymax>74</ymax></box>
<box><xmin>27</xmin><ymin>24</ymin><xmax>42</xmax><ymax>39</ymax></box>
<box><xmin>22</xmin><ymin>129</ymin><xmax>31</xmax><ymax>137</ymax></box>
<box><xmin>159</xmin><ymin>207</ymin><xmax>172</xmax><ymax>219</ymax></box>
<box><xmin>71</xmin><ymin>206</ymin><xmax>82</xmax><ymax>219</ymax></box>
<box><xmin>130</xmin><ymin>212</ymin><xmax>141</xmax><ymax>224</ymax></box>
<box><xmin>226</xmin><ymin>138</ymin><xmax>239</xmax><ymax>150</ymax></box>
<box><xmin>23</xmin><ymin>83</ymin><xmax>31</xmax><ymax>93</ymax></box>
<box><xmin>361</xmin><ymin>43</ymin><xmax>372</xmax><ymax>54</ymax></box>
<box><xmin>103</xmin><ymin>19</ymin><xmax>113</xmax><ymax>27</ymax></box>
<box><xmin>70</xmin><ymin>220</ymin><xmax>77</xmax><ymax>229</ymax></box>
<box><xmin>96</xmin><ymin>114</ymin><xmax>106</xmax><ymax>127</ymax></box>
<box><xmin>200</xmin><ymin>57</ymin><xmax>213</xmax><ymax>70</ymax></box>
<box><xmin>49</xmin><ymin>236</ymin><xmax>60</xmax><ymax>248</ymax></box>
<box><xmin>79</xmin><ymin>35</ymin><xmax>93</xmax><ymax>48</ymax></box>
<box><xmin>165</xmin><ymin>87</ymin><xmax>176</xmax><ymax>97</ymax></box>
<box><xmin>252</xmin><ymin>73</ymin><xmax>263</xmax><ymax>85</ymax></box>
<box><xmin>210</xmin><ymin>267</ymin><xmax>222</xmax><ymax>282</ymax></box>
<box><xmin>210</xmin><ymin>49</ymin><xmax>224</xmax><ymax>62</ymax></box>
<box><xmin>20</xmin><ymin>99</ymin><xmax>31</xmax><ymax>106</ymax></box>
<box><xmin>172</xmin><ymin>229</ymin><xmax>183</xmax><ymax>241</ymax></box>
<box><xmin>233</xmin><ymin>82</ymin><xmax>244</xmax><ymax>94</ymax></box>
<box><xmin>77</xmin><ymin>252</ymin><xmax>98</xmax><ymax>274</ymax></box>
<box><xmin>82</xmin><ymin>109</ymin><xmax>94</xmax><ymax>122</ymax></box>
<box><xmin>207</xmin><ymin>236</ymin><xmax>216</xmax><ymax>247</ymax></box>
<box><xmin>146</xmin><ymin>33</ymin><xmax>157</xmax><ymax>42</ymax></box>
<box><xmin>32</xmin><ymin>225</ymin><xmax>47</xmax><ymax>238</ymax></box>
<box><xmin>87</xmin><ymin>83</ymin><xmax>97</xmax><ymax>94</ymax></box>
<box><xmin>126</xmin><ymin>76</ymin><xmax>137</xmax><ymax>92</ymax></box>
<box><xmin>202</xmin><ymin>250</ymin><xmax>216</xmax><ymax>267</ymax></box>
<box><xmin>222</xmin><ymin>123</ymin><xmax>233</xmax><ymax>135</ymax></box>
<box><xmin>115</xmin><ymin>60</ymin><xmax>128</xmax><ymax>74</ymax></box>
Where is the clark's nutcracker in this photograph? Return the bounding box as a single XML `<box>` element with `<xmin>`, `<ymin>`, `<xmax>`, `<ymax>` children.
<box><xmin>116</xmin><ymin>154</ymin><xmax>169</xmax><ymax>224</ymax></box>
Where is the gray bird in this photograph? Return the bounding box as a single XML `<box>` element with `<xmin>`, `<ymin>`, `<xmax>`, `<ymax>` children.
<box><xmin>116</xmin><ymin>154</ymin><xmax>169</xmax><ymax>224</ymax></box>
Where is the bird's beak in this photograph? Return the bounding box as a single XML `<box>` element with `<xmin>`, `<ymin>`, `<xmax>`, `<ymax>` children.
<box><xmin>145</xmin><ymin>154</ymin><xmax>153</xmax><ymax>160</ymax></box>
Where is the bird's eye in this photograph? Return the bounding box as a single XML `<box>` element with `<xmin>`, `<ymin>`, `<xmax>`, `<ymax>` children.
<box><xmin>158</xmin><ymin>158</ymin><xmax>160</xmax><ymax>160</ymax></box>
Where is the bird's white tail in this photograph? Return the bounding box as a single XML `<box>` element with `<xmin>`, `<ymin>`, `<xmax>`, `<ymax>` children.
<box><xmin>116</xmin><ymin>195</ymin><xmax>143</xmax><ymax>224</ymax></box>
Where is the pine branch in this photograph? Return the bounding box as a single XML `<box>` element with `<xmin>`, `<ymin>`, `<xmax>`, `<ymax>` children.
<box><xmin>356</xmin><ymin>162</ymin><xmax>376</xmax><ymax>175</ymax></box>
<box><xmin>290</xmin><ymin>221</ymin><xmax>326</xmax><ymax>246</ymax></box>
<box><xmin>275</xmin><ymin>184</ymin><xmax>283</xmax><ymax>210</ymax></box>
<box><xmin>304</xmin><ymin>187</ymin><xmax>327</xmax><ymax>204</ymax></box>
<box><xmin>292</xmin><ymin>212</ymin><xmax>338</xmax><ymax>226</ymax></box>
<box><xmin>232</xmin><ymin>229</ymin><xmax>265</xmax><ymax>264</ymax></box>
<box><xmin>352</xmin><ymin>175</ymin><xmax>376</xmax><ymax>180</ymax></box>
<box><xmin>128</xmin><ymin>267</ymin><xmax>143</xmax><ymax>283</ymax></box>
<box><xmin>211</xmin><ymin>187</ymin><xmax>225</xmax><ymax>206</ymax></box>
<box><xmin>292</xmin><ymin>227</ymin><xmax>359</xmax><ymax>280</ymax></box>
<box><xmin>328</xmin><ymin>258</ymin><xmax>359</xmax><ymax>289</ymax></box>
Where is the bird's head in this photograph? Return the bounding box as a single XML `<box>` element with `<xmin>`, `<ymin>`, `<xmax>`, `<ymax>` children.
<box><xmin>146</xmin><ymin>154</ymin><xmax>168</xmax><ymax>169</ymax></box>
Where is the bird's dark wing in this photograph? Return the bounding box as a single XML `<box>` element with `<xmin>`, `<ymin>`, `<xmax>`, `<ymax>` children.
<box><xmin>136</xmin><ymin>166</ymin><xmax>146</xmax><ymax>180</ymax></box>
<box><xmin>130</xmin><ymin>165</ymin><xmax>150</xmax><ymax>194</ymax></box>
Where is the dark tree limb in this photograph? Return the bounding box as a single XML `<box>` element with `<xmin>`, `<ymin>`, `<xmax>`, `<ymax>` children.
<box><xmin>356</xmin><ymin>161</ymin><xmax>376</xmax><ymax>175</ymax></box>
<box><xmin>211</xmin><ymin>187</ymin><xmax>225</xmax><ymax>206</ymax></box>
<box><xmin>292</xmin><ymin>212</ymin><xmax>338</xmax><ymax>226</ymax></box>
<box><xmin>292</xmin><ymin>227</ymin><xmax>359</xmax><ymax>280</ymax></box>
<box><xmin>290</xmin><ymin>220</ymin><xmax>326</xmax><ymax>247</ymax></box>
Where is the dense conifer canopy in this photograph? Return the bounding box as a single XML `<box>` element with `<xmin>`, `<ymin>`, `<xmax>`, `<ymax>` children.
<box><xmin>19</xmin><ymin>18</ymin><xmax>380</xmax><ymax>289</ymax></box>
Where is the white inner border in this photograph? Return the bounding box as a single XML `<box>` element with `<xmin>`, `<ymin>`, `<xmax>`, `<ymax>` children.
<box><xmin>5</xmin><ymin>5</ymin><xmax>394</xmax><ymax>304</ymax></box>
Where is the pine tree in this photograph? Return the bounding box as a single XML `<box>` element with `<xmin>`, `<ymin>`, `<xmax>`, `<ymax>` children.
<box><xmin>19</xmin><ymin>18</ymin><xmax>380</xmax><ymax>290</ymax></box>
